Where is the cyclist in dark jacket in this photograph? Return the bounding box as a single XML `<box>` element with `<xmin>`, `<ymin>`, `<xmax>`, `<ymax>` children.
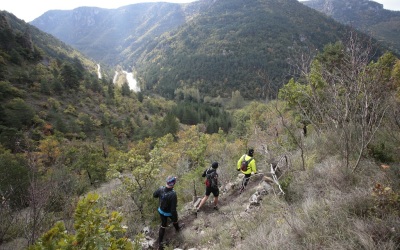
<box><xmin>196</xmin><ymin>162</ymin><xmax>219</xmax><ymax>212</ymax></box>
<box><xmin>153</xmin><ymin>176</ymin><xmax>182</xmax><ymax>250</ymax></box>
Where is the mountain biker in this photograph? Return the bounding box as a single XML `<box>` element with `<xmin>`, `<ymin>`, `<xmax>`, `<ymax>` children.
<box><xmin>237</xmin><ymin>148</ymin><xmax>257</xmax><ymax>193</ymax></box>
<box><xmin>196</xmin><ymin>162</ymin><xmax>219</xmax><ymax>212</ymax></box>
<box><xmin>153</xmin><ymin>176</ymin><xmax>182</xmax><ymax>250</ymax></box>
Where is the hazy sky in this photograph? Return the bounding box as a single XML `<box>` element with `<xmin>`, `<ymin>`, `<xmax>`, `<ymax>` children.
<box><xmin>1</xmin><ymin>0</ymin><xmax>400</xmax><ymax>22</ymax></box>
<box><xmin>0</xmin><ymin>0</ymin><xmax>197</xmax><ymax>22</ymax></box>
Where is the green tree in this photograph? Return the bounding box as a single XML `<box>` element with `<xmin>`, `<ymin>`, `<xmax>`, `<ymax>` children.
<box><xmin>3</xmin><ymin>98</ymin><xmax>35</xmax><ymax>129</ymax></box>
<box><xmin>107</xmin><ymin>80</ymin><xmax>115</xmax><ymax>99</ymax></box>
<box><xmin>51</xmin><ymin>78</ymin><xmax>63</xmax><ymax>94</ymax></box>
<box><xmin>61</xmin><ymin>64</ymin><xmax>79</xmax><ymax>89</ymax></box>
<box><xmin>64</xmin><ymin>142</ymin><xmax>108</xmax><ymax>186</ymax></box>
<box><xmin>30</xmin><ymin>193</ymin><xmax>132</xmax><ymax>250</ymax></box>
<box><xmin>0</xmin><ymin>81</ymin><xmax>24</xmax><ymax>101</ymax></box>
<box><xmin>109</xmin><ymin>138</ymin><xmax>161</xmax><ymax>227</ymax></box>
<box><xmin>72</xmin><ymin>57</ymin><xmax>85</xmax><ymax>80</ymax></box>
<box><xmin>229</xmin><ymin>90</ymin><xmax>244</xmax><ymax>109</ymax></box>
<box><xmin>121</xmin><ymin>82</ymin><xmax>131</xmax><ymax>97</ymax></box>
<box><xmin>137</xmin><ymin>91</ymin><xmax>144</xmax><ymax>102</ymax></box>
<box><xmin>155</xmin><ymin>113</ymin><xmax>179</xmax><ymax>137</ymax></box>
<box><xmin>39</xmin><ymin>79</ymin><xmax>51</xmax><ymax>95</ymax></box>
<box><xmin>0</xmin><ymin>146</ymin><xmax>29</xmax><ymax>208</ymax></box>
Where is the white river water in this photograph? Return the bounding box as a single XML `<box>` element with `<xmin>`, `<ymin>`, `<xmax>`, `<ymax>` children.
<box><xmin>98</xmin><ymin>64</ymin><xmax>140</xmax><ymax>92</ymax></box>
<box><xmin>111</xmin><ymin>70</ymin><xmax>140</xmax><ymax>92</ymax></box>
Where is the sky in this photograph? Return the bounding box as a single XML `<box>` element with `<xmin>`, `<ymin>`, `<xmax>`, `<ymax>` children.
<box><xmin>1</xmin><ymin>0</ymin><xmax>400</xmax><ymax>22</ymax></box>
<box><xmin>0</xmin><ymin>0</ymin><xmax>197</xmax><ymax>22</ymax></box>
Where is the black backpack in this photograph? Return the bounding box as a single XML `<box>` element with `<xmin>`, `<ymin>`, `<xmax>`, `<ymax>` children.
<box><xmin>159</xmin><ymin>187</ymin><xmax>174</xmax><ymax>210</ymax></box>
<box><xmin>240</xmin><ymin>155</ymin><xmax>253</xmax><ymax>171</ymax></box>
<box><xmin>205</xmin><ymin>168</ymin><xmax>218</xmax><ymax>188</ymax></box>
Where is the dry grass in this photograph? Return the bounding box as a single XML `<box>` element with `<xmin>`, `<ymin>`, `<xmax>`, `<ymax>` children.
<box><xmin>228</xmin><ymin>152</ymin><xmax>400</xmax><ymax>250</ymax></box>
<box><xmin>350</xmin><ymin>217</ymin><xmax>400</xmax><ymax>250</ymax></box>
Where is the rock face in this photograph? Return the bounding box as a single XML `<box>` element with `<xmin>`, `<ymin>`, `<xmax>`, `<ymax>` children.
<box><xmin>304</xmin><ymin>0</ymin><xmax>383</xmax><ymax>17</ymax></box>
<box><xmin>246</xmin><ymin>176</ymin><xmax>275</xmax><ymax>211</ymax></box>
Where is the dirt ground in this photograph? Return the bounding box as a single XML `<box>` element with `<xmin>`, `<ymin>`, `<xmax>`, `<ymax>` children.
<box><xmin>152</xmin><ymin>174</ymin><xmax>265</xmax><ymax>249</ymax></box>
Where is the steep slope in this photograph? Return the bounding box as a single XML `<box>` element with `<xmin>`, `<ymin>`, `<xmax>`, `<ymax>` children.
<box><xmin>0</xmin><ymin>10</ymin><xmax>180</xmax><ymax>152</ymax></box>
<box><xmin>302</xmin><ymin>0</ymin><xmax>400</xmax><ymax>54</ymax></box>
<box><xmin>0</xmin><ymin>11</ymin><xmax>99</xmax><ymax>78</ymax></box>
<box><xmin>0</xmin><ymin>11</ymin><xmax>100</xmax><ymax>148</ymax></box>
<box><xmin>135</xmin><ymin>0</ymin><xmax>384</xmax><ymax>99</ymax></box>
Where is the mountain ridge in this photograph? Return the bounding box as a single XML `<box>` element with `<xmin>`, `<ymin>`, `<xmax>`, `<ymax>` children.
<box><xmin>30</xmin><ymin>0</ymin><xmax>389</xmax><ymax>99</ymax></box>
<box><xmin>30</xmin><ymin>2</ymin><xmax>202</xmax><ymax>66</ymax></box>
<box><xmin>302</xmin><ymin>0</ymin><xmax>400</xmax><ymax>54</ymax></box>
<box><xmin>134</xmin><ymin>0</ymin><xmax>384</xmax><ymax>98</ymax></box>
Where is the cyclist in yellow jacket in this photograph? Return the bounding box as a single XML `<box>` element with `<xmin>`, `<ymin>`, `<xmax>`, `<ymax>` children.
<box><xmin>237</xmin><ymin>148</ymin><xmax>257</xmax><ymax>193</ymax></box>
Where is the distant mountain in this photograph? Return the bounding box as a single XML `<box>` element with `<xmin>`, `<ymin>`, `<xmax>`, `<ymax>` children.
<box><xmin>134</xmin><ymin>0</ymin><xmax>385</xmax><ymax>99</ymax></box>
<box><xmin>30</xmin><ymin>2</ymin><xmax>202</xmax><ymax>66</ymax></box>
<box><xmin>30</xmin><ymin>0</ymin><xmax>386</xmax><ymax>99</ymax></box>
<box><xmin>302</xmin><ymin>0</ymin><xmax>400</xmax><ymax>54</ymax></box>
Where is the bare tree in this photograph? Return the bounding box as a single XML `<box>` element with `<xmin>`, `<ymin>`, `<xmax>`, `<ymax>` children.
<box><xmin>280</xmin><ymin>32</ymin><xmax>396</xmax><ymax>171</ymax></box>
<box><xmin>23</xmin><ymin>150</ymin><xmax>53</xmax><ymax>246</ymax></box>
<box><xmin>286</xmin><ymin>43</ymin><xmax>317</xmax><ymax>79</ymax></box>
<box><xmin>16</xmin><ymin>136</ymin><xmax>59</xmax><ymax>247</ymax></box>
<box><xmin>0</xmin><ymin>191</ymin><xmax>15</xmax><ymax>244</ymax></box>
<box><xmin>275</xmin><ymin>103</ymin><xmax>306</xmax><ymax>171</ymax></box>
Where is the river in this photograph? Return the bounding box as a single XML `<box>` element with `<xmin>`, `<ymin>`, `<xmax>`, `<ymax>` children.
<box><xmin>107</xmin><ymin>68</ymin><xmax>140</xmax><ymax>92</ymax></box>
<box><xmin>98</xmin><ymin>64</ymin><xmax>140</xmax><ymax>92</ymax></box>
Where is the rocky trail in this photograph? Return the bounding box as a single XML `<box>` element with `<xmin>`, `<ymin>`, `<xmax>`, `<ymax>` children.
<box><xmin>147</xmin><ymin>172</ymin><xmax>280</xmax><ymax>250</ymax></box>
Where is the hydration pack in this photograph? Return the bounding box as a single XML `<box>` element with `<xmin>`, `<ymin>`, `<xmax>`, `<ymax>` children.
<box><xmin>240</xmin><ymin>155</ymin><xmax>253</xmax><ymax>171</ymax></box>
<box><xmin>205</xmin><ymin>168</ymin><xmax>218</xmax><ymax>188</ymax></box>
